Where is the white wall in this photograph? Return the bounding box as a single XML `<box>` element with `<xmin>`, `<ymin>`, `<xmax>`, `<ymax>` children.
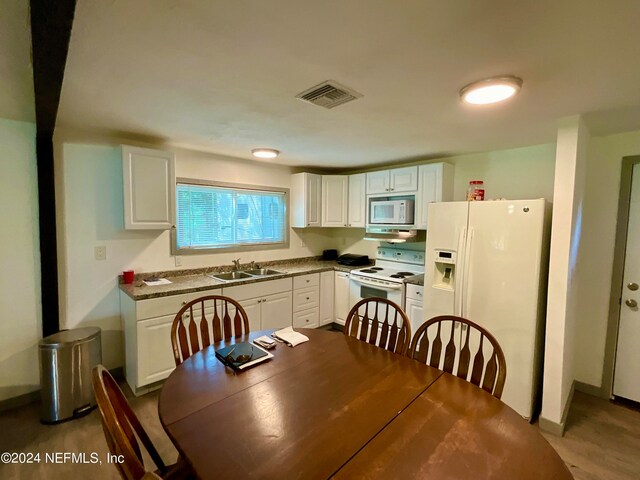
<box><xmin>542</xmin><ymin>116</ymin><xmax>590</xmax><ymax>426</ymax></box>
<box><xmin>0</xmin><ymin>118</ymin><xmax>40</xmax><ymax>402</ymax></box>
<box><xmin>57</xmin><ymin>140</ymin><xmax>336</xmax><ymax>369</ymax></box>
<box><xmin>574</xmin><ymin>129</ymin><xmax>640</xmax><ymax>387</ymax></box>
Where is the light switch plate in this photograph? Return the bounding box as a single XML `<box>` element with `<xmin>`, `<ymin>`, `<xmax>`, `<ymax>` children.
<box><xmin>175</xmin><ymin>255</ymin><xmax>182</xmax><ymax>267</ymax></box>
<box><xmin>94</xmin><ymin>246</ymin><xmax>106</xmax><ymax>261</ymax></box>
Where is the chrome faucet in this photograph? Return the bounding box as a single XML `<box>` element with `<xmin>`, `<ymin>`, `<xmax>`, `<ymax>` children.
<box><xmin>232</xmin><ymin>258</ymin><xmax>241</xmax><ymax>270</ymax></box>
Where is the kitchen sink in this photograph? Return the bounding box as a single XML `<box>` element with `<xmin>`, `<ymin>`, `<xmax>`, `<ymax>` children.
<box><xmin>207</xmin><ymin>271</ymin><xmax>252</xmax><ymax>281</ymax></box>
<box><xmin>244</xmin><ymin>269</ymin><xmax>283</xmax><ymax>276</ymax></box>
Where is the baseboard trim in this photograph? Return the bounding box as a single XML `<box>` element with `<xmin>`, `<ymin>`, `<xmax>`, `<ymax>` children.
<box><xmin>540</xmin><ymin>381</ymin><xmax>575</xmax><ymax>437</ymax></box>
<box><xmin>0</xmin><ymin>366</ymin><xmax>124</xmax><ymax>413</ymax></box>
<box><xmin>575</xmin><ymin>380</ymin><xmax>608</xmax><ymax>399</ymax></box>
<box><xmin>0</xmin><ymin>389</ymin><xmax>40</xmax><ymax>413</ymax></box>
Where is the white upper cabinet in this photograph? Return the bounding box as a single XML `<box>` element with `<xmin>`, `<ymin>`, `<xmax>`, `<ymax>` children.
<box><xmin>122</xmin><ymin>145</ymin><xmax>175</xmax><ymax>230</ymax></box>
<box><xmin>366</xmin><ymin>166</ymin><xmax>418</xmax><ymax>194</ymax></box>
<box><xmin>366</xmin><ymin>170</ymin><xmax>390</xmax><ymax>194</ymax></box>
<box><xmin>291</xmin><ymin>173</ymin><xmax>322</xmax><ymax>228</ymax></box>
<box><xmin>390</xmin><ymin>166</ymin><xmax>418</xmax><ymax>192</ymax></box>
<box><xmin>347</xmin><ymin>173</ymin><xmax>366</xmax><ymax>227</ymax></box>
<box><xmin>321</xmin><ymin>175</ymin><xmax>348</xmax><ymax>227</ymax></box>
<box><xmin>415</xmin><ymin>163</ymin><xmax>454</xmax><ymax>230</ymax></box>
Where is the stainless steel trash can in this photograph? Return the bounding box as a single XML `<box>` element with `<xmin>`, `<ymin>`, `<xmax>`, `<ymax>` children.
<box><xmin>39</xmin><ymin>327</ymin><xmax>102</xmax><ymax>424</ymax></box>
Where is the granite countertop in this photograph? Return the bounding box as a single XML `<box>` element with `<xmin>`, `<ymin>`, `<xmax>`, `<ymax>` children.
<box><xmin>404</xmin><ymin>274</ymin><xmax>424</xmax><ymax>287</ymax></box>
<box><xmin>119</xmin><ymin>258</ymin><xmax>367</xmax><ymax>301</ymax></box>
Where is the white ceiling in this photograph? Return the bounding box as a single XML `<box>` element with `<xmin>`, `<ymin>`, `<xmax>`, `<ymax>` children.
<box><xmin>58</xmin><ymin>0</ymin><xmax>640</xmax><ymax>168</ymax></box>
<box><xmin>0</xmin><ymin>0</ymin><xmax>34</xmax><ymax>122</ymax></box>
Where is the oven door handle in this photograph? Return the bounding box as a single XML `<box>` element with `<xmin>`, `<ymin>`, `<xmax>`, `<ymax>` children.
<box><xmin>350</xmin><ymin>276</ymin><xmax>403</xmax><ymax>291</ymax></box>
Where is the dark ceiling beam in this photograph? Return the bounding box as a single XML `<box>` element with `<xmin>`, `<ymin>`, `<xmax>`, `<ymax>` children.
<box><xmin>30</xmin><ymin>0</ymin><xmax>77</xmax><ymax>337</ymax></box>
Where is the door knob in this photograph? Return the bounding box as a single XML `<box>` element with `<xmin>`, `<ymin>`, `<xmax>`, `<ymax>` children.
<box><xmin>625</xmin><ymin>299</ymin><xmax>637</xmax><ymax>308</ymax></box>
<box><xmin>628</xmin><ymin>282</ymin><xmax>639</xmax><ymax>291</ymax></box>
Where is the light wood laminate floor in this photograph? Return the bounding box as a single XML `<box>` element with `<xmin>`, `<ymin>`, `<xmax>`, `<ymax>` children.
<box><xmin>541</xmin><ymin>392</ymin><xmax>640</xmax><ymax>480</ymax></box>
<box><xmin>0</xmin><ymin>385</ymin><xmax>638</xmax><ymax>479</ymax></box>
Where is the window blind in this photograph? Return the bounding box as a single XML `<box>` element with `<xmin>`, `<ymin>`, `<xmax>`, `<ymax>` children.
<box><xmin>176</xmin><ymin>183</ymin><xmax>286</xmax><ymax>249</ymax></box>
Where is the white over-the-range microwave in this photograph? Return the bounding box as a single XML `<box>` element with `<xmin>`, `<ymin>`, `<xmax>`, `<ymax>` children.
<box><xmin>369</xmin><ymin>198</ymin><xmax>415</xmax><ymax>225</ymax></box>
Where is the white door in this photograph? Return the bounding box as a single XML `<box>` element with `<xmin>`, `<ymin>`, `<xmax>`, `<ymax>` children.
<box><xmin>465</xmin><ymin>199</ymin><xmax>546</xmax><ymax>419</ymax></box>
<box><xmin>334</xmin><ymin>272</ymin><xmax>351</xmax><ymax>324</ymax></box>
<box><xmin>614</xmin><ymin>163</ymin><xmax>640</xmax><ymax>402</ymax></box>
<box><xmin>389</xmin><ymin>166</ymin><xmax>418</xmax><ymax>193</ymax></box>
<box><xmin>424</xmin><ymin>202</ymin><xmax>469</xmax><ymax>321</ymax></box>
<box><xmin>306</xmin><ymin>174</ymin><xmax>322</xmax><ymax>227</ymax></box>
<box><xmin>122</xmin><ymin>146</ymin><xmax>175</xmax><ymax>230</ymax></box>
<box><xmin>366</xmin><ymin>171</ymin><xmax>390</xmax><ymax>194</ymax></box>
<box><xmin>261</xmin><ymin>291</ymin><xmax>293</xmax><ymax>330</ymax></box>
<box><xmin>136</xmin><ymin>315</ymin><xmax>176</xmax><ymax>386</ymax></box>
<box><xmin>348</xmin><ymin>174</ymin><xmax>366</xmax><ymax>227</ymax></box>
<box><xmin>319</xmin><ymin>271</ymin><xmax>335</xmax><ymax>325</ymax></box>
<box><xmin>238</xmin><ymin>297</ymin><xmax>262</xmax><ymax>332</ymax></box>
<box><xmin>322</xmin><ymin>176</ymin><xmax>348</xmax><ymax>227</ymax></box>
<box><xmin>416</xmin><ymin>164</ymin><xmax>443</xmax><ymax>229</ymax></box>
<box><xmin>405</xmin><ymin>298</ymin><xmax>424</xmax><ymax>336</ymax></box>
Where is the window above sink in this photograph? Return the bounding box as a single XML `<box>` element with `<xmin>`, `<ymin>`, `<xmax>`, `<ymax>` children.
<box><xmin>173</xmin><ymin>178</ymin><xmax>290</xmax><ymax>255</ymax></box>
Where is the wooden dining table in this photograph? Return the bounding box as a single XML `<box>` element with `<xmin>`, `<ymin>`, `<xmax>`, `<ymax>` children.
<box><xmin>159</xmin><ymin>328</ymin><xmax>572</xmax><ymax>479</ymax></box>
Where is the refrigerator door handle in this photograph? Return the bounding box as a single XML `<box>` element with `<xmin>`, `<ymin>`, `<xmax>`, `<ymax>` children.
<box><xmin>462</xmin><ymin>227</ymin><xmax>474</xmax><ymax>317</ymax></box>
<box><xmin>454</xmin><ymin>227</ymin><xmax>467</xmax><ymax>317</ymax></box>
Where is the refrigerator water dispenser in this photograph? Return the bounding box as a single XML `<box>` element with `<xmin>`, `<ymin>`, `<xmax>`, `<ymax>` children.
<box><xmin>433</xmin><ymin>250</ymin><xmax>457</xmax><ymax>289</ymax></box>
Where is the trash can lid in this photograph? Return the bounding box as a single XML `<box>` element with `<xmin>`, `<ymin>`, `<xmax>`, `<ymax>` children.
<box><xmin>39</xmin><ymin>327</ymin><xmax>101</xmax><ymax>348</ymax></box>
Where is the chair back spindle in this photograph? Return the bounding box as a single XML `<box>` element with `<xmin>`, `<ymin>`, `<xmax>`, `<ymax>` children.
<box><xmin>344</xmin><ymin>298</ymin><xmax>411</xmax><ymax>355</ymax></box>
<box><xmin>409</xmin><ymin>315</ymin><xmax>506</xmax><ymax>398</ymax></box>
<box><xmin>171</xmin><ymin>295</ymin><xmax>250</xmax><ymax>365</ymax></box>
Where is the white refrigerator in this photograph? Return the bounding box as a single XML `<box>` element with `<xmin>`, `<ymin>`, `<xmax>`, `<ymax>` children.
<box><xmin>424</xmin><ymin>199</ymin><xmax>549</xmax><ymax>419</ymax></box>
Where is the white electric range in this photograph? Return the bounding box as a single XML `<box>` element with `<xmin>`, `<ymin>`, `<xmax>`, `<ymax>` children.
<box><xmin>349</xmin><ymin>247</ymin><xmax>425</xmax><ymax>308</ymax></box>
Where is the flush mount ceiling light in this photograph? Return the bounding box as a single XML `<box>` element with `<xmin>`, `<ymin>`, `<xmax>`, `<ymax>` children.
<box><xmin>251</xmin><ymin>148</ymin><xmax>280</xmax><ymax>159</ymax></box>
<box><xmin>459</xmin><ymin>75</ymin><xmax>523</xmax><ymax>105</ymax></box>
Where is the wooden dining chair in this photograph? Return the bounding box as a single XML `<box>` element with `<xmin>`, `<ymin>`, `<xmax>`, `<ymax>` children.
<box><xmin>91</xmin><ymin>365</ymin><xmax>193</xmax><ymax>480</ymax></box>
<box><xmin>171</xmin><ymin>294</ymin><xmax>250</xmax><ymax>365</ymax></box>
<box><xmin>409</xmin><ymin>315</ymin><xmax>507</xmax><ymax>398</ymax></box>
<box><xmin>344</xmin><ymin>297</ymin><xmax>412</xmax><ymax>355</ymax></box>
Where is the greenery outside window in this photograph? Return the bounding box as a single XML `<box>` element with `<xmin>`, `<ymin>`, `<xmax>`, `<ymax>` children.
<box><xmin>173</xmin><ymin>178</ymin><xmax>289</xmax><ymax>253</ymax></box>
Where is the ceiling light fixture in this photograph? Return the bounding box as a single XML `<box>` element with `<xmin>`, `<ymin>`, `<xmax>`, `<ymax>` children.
<box><xmin>251</xmin><ymin>148</ymin><xmax>280</xmax><ymax>159</ymax></box>
<box><xmin>459</xmin><ymin>75</ymin><xmax>523</xmax><ymax>105</ymax></box>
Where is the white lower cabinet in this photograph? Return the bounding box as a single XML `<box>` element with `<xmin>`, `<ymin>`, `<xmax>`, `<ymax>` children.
<box><xmin>121</xmin><ymin>289</ymin><xmax>216</xmax><ymax>395</ymax></box>
<box><xmin>319</xmin><ymin>271</ymin><xmax>335</xmax><ymax>326</ymax></box>
<box><xmin>334</xmin><ymin>271</ymin><xmax>350</xmax><ymax>325</ymax></box>
<box><xmin>261</xmin><ymin>291</ymin><xmax>294</xmax><ymax>329</ymax></box>
<box><xmin>405</xmin><ymin>284</ymin><xmax>424</xmax><ymax>334</ymax></box>
<box><xmin>236</xmin><ymin>297</ymin><xmax>262</xmax><ymax>332</ymax></box>
<box><xmin>224</xmin><ymin>278</ymin><xmax>293</xmax><ymax>331</ymax></box>
<box><xmin>136</xmin><ymin>315</ymin><xmax>176</xmax><ymax>387</ymax></box>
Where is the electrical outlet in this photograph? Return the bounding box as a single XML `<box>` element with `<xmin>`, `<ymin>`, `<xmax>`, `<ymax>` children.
<box><xmin>94</xmin><ymin>246</ymin><xmax>107</xmax><ymax>261</ymax></box>
<box><xmin>175</xmin><ymin>255</ymin><xmax>182</xmax><ymax>267</ymax></box>
<box><xmin>300</xmin><ymin>239</ymin><xmax>305</xmax><ymax>248</ymax></box>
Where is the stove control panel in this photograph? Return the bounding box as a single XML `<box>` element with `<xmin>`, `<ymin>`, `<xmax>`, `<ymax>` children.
<box><xmin>377</xmin><ymin>247</ymin><xmax>425</xmax><ymax>265</ymax></box>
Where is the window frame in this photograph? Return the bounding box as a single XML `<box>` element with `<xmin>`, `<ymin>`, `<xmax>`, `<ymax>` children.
<box><xmin>171</xmin><ymin>177</ymin><xmax>290</xmax><ymax>255</ymax></box>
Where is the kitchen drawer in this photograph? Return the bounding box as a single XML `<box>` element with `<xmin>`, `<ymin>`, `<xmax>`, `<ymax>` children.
<box><xmin>293</xmin><ymin>273</ymin><xmax>319</xmax><ymax>290</ymax></box>
<box><xmin>293</xmin><ymin>286</ymin><xmax>319</xmax><ymax>312</ymax></box>
<box><xmin>223</xmin><ymin>277</ymin><xmax>292</xmax><ymax>302</ymax></box>
<box><xmin>136</xmin><ymin>289</ymin><xmax>220</xmax><ymax>320</ymax></box>
<box><xmin>406</xmin><ymin>284</ymin><xmax>424</xmax><ymax>302</ymax></box>
<box><xmin>293</xmin><ymin>307</ymin><xmax>319</xmax><ymax>329</ymax></box>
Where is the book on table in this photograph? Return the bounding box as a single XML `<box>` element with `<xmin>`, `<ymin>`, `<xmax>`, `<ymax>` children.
<box><xmin>214</xmin><ymin>342</ymin><xmax>273</xmax><ymax>371</ymax></box>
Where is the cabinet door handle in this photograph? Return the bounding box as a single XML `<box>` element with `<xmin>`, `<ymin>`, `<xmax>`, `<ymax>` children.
<box><xmin>306</xmin><ymin>297</ymin><xmax>310</xmax><ymax>300</ymax></box>
<box><xmin>181</xmin><ymin>301</ymin><xmax>187</xmax><ymax>305</ymax></box>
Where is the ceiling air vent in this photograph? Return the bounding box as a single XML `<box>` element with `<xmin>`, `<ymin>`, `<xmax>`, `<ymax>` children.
<box><xmin>296</xmin><ymin>80</ymin><xmax>362</xmax><ymax>109</ymax></box>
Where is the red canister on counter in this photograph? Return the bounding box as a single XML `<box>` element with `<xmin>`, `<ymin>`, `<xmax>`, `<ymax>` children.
<box><xmin>467</xmin><ymin>180</ymin><xmax>485</xmax><ymax>201</ymax></box>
